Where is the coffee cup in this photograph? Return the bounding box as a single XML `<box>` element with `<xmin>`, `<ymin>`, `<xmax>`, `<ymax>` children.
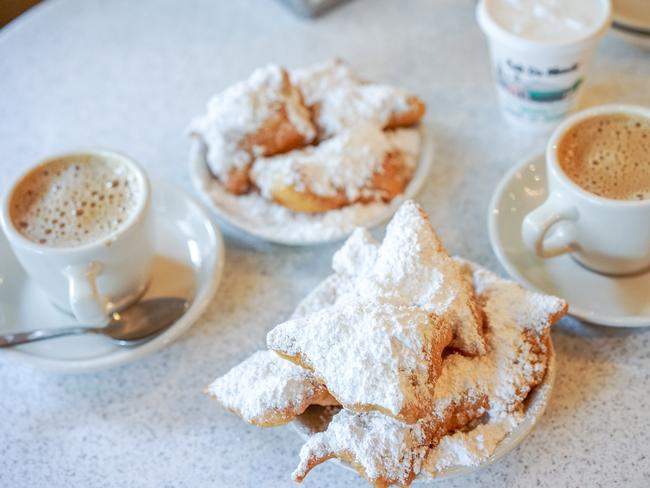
<box><xmin>477</xmin><ymin>0</ymin><xmax>612</xmax><ymax>132</ymax></box>
<box><xmin>521</xmin><ymin>104</ymin><xmax>650</xmax><ymax>275</ymax></box>
<box><xmin>0</xmin><ymin>150</ymin><xmax>154</xmax><ymax>324</ymax></box>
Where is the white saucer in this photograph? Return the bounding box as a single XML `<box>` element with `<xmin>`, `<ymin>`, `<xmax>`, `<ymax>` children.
<box><xmin>189</xmin><ymin>126</ymin><xmax>434</xmax><ymax>246</ymax></box>
<box><xmin>0</xmin><ymin>181</ymin><xmax>225</xmax><ymax>372</ymax></box>
<box><xmin>612</xmin><ymin>22</ymin><xmax>650</xmax><ymax>49</ymax></box>
<box><xmin>488</xmin><ymin>154</ymin><xmax>650</xmax><ymax>327</ymax></box>
<box><xmin>612</xmin><ymin>0</ymin><xmax>650</xmax><ymax>49</ymax></box>
<box><xmin>291</xmin><ymin>273</ymin><xmax>556</xmax><ymax>482</ymax></box>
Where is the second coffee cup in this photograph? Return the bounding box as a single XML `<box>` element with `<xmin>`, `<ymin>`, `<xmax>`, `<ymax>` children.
<box><xmin>521</xmin><ymin>104</ymin><xmax>650</xmax><ymax>275</ymax></box>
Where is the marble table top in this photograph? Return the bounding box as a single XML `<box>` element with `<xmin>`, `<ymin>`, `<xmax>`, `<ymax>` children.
<box><xmin>0</xmin><ymin>0</ymin><xmax>649</xmax><ymax>486</ymax></box>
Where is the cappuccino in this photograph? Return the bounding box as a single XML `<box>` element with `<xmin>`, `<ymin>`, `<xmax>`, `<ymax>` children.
<box><xmin>9</xmin><ymin>154</ymin><xmax>141</xmax><ymax>247</ymax></box>
<box><xmin>557</xmin><ymin>113</ymin><xmax>650</xmax><ymax>201</ymax></box>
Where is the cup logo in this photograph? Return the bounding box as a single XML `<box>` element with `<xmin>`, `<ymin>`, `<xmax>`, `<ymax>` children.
<box><xmin>497</xmin><ymin>60</ymin><xmax>583</xmax><ymax>103</ymax></box>
<box><xmin>491</xmin><ymin>49</ymin><xmax>588</xmax><ymax>124</ymax></box>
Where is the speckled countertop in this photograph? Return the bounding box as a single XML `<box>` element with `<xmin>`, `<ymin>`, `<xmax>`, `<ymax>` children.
<box><xmin>1</xmin><ymin>0</ymin><xmax>649</xmax><ymax>486</ymax></box>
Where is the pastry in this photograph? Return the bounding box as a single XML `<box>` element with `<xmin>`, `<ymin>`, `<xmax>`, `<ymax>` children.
<box><xmin>293</xmin><ymin>394</ymin><xmax>489</xmax><ymax>488</ymax></box>
<box><xmin>294</xmin><ymin>408</ymin><xmax>431</xmax><ymax>488</ymax></box>
<box><xmin>291</xmin><ymin>259</ymin><xmax>566</xmax><ymax>486</ymax></box>
<box><xmin>288</xmin><ymin>228</ymin><xmax>379</xmax><ymax>318</ymax></box>
<box><xmin>250</xmin><ymin>123</ymin><xmax>420</xmax><ymax>213</ymax></box>
<box><xmin>189</xmin><ymin>59</ymin><xmax>426</xmax><ymax>214</ymax></box>
<box><xmin>267</xmin><ymin>295</ymin><xmax>453</xmax><ymax>424</ymax></box>
<box><xmin>292</xmin><ymin>202</ymin><xmax>486</xmax><ymax>355</ymax></box>
<box><xmin>189</xmin><ymin>64</ymin><xmax>316</xmax><ymax>194</ymax></box>
<box><xmin>291</xmin><ymin>59</ymin><xmax>426</xmax><ymax>137</ymax></box>
<box><xmin>290</xmin><ymin>58</ymin><xmax>360</xmax><ymax>107</ymax></box>
<box><xmin>203</xmin><ymin>201</ymin><xmax>567</xmax><ymax>487</ymax></box>
<box><xmin>331</xmin><ymin>227</ymin><xmax>380</xmax><ymax>277</ymax></box>
<box><xmin>205</xmin><ymin>350</ymin><xmax>337</xmax><ymax>427</ymax></box>
<box><xmin>356</xmin><ymin>201</ymin><xmax>486</xmax><ymax>356</ymax></box>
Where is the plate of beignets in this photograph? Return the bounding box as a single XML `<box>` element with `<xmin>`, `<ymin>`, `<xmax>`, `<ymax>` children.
<box><xmin>205</xmin><ymin>201</ymin><xmax>567</xmax><ymax>486</ymax></box>
<box><xmin>188</xmin><ymin>59</ymin><xmax>432</xmax><ymax>245</ymax></box>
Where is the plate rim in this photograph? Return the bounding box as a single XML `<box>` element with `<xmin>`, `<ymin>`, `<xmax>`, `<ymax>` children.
<box><xmin>0</xmin><ymin>180</ymin><xmax>225</xmax><ymax>372</ymax></box>
<box><xmin>487</xmin><ymin>153</ymin><xmax>650</xmax><ymax>328</ymax></box>
<box><xmin>188</xmin><ymin>124</ymin><xmax>435</xmax><ymax>246</ymax></box>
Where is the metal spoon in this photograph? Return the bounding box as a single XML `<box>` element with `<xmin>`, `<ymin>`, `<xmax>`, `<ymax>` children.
<box><xmin>0</xmin><ymin>297</ymin><xmax>189</xmax><ymax>348</ymax></box>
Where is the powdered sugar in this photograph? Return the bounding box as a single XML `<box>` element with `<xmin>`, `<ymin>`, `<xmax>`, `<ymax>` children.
<box><xmin>189</xmin><ymin>126</ymin><xmax>433</xmax><ymax>245</ymax></box>
<box><xmin>290</xmin><ymin>260</ymin><xmax>560</xmax><ymax>481</ymax></box>
<box><xmin>459</xmin><ymin>260</ymin><xmax>564</xmax><ymax>414</ymax></box>
<box><xmin>386</xmin><ymin>128</ymin><xmax>422</xmax><ymax>166</ymax></box>
<box><xmin>287</xmin><ymin>215</ymin><xmax>565</xmax><ymax>481</ymax></box>
<box><xmin>469</xmin><ymin>261</ymin><xmax>567</xmax><ymax>334</ymax></box>
<box><xmin>358</xmin><ymin>200</ymin><xmax>446</xmax><ymax>307</ymax></box>
<box><xmin>291</xmin><ymin>59</ymin><xmax>414</xmax><ymax>136</ymax></box>
<box><xmin>205</xmin><ymin>350</ymin><xmax>327</xmax><ymax>426</ymax></box>
<box><xmin>188</xmin><ymin>64</ymin><xmax>315</xmax><ymax>182</ymax></box>
<box><xmin>318</xmin><ymin>84</ymin><xmax>410</xmax><ymax>134</ymax></box>
<box><xmin>267</xmin><ymin>201</ymin><xmax>487</xmax><ymax>362</ymax></box>
<box><xmin>331</xmin><ymin>228</ymin><xmax>379</xmax><ymax>276</ymax></box>
<box><xmin>355</xmin><ymin>201</ymin><xmax>486</xmax><ymax>355</ymax></box>
<box><xmin>196</xmin><ymin>177</ymin><xmax>392</xmax><ymax>242</ymax></box>
<box><xmin>293</xmin><ymin>409</ymin><xmax>428</xmax><ymax>485</ymax></box>
<box><xmin>188</xmin><ymin>60</ymin><xmax>430</xmax><ymax>245</ymax></box>
<box><xmin>403</xmin><ymin>258</ymin><xmax>563</xmax><ymax>420</ymax></box>
<box><xmin>267</xmin><ymin>295</ymin><xmax>452</xmax><ymax>422</ymax></box>
<box><xmin>424</xmin><ymin>420</ymin><xmax>512</xmax><ymax>471</ymax></box>
<box><xmin>291</xmin><ymin>59</ymin><xmax>359</xmax><ymax>107</ymax></box>
<box><xmin>292</xmin><ymin>205</ymin><xmax>564</xmax><ymax>421</ymax></box>
<box><xmin>205</xmin><ymin>201</ymin><xmax>565</xmax><ymax>484</ymax></box>
<box><xmin>251</xmin><ymin>123</ymin><xmax>396</xmax><ymax>200</ymax></box>
<box><xmin>316</xmin><ymin>84</ymin><xmax>413</xmax><ymax>136</ymax></box>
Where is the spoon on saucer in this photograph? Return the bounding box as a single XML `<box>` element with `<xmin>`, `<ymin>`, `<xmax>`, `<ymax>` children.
<box><xmin>0</xmin><ymin>297</ymin><xmax>189</xmax><ymax>348</ymax></box>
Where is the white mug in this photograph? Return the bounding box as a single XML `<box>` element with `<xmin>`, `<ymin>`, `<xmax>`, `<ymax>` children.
<box><xmin>521</xmin><ymin>104</ymin><xmax>650</xmax><ymax>276</ymax></box>
<box><xmin>0</xmin><ymin>150</ymin><xmax>154</xmax><ymax>324</ymax></box>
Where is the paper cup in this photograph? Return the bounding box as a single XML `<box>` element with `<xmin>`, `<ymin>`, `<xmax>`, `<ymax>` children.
<box><xmin>477</xmin><ymin>0</ymin><xmax>612</xmax><ymax>132</ymax></box>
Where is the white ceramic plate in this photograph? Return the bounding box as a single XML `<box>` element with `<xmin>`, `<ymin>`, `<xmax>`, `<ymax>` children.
<box><xmin>488</xmin><ymin>154</ymin><xmax>650</xmax><ymax>327</ymax></box>
<box><xmin>0</xmin><ymin>181</ymin><xmax>224</xmax><ymax>372</ymax></box>
<box><xmin>290</xmin><ymin>274</ymin><xmax>556</xmax><ymax>483</ymax></box>
<box><xmin>188</xmin><ymin>125</ymin><xmax>434</xmax><ymax>245</ymax></box>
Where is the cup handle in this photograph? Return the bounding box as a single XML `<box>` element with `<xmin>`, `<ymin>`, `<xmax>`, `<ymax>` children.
<box><xmin>64</xmin><ymin>262</ymin><xmax>108</xmax><ymax>325</ymax></box>
<box><xmin>522</xmin><ymin>195</ymin><xmax>578</xmax><ymax>258</ymax></box>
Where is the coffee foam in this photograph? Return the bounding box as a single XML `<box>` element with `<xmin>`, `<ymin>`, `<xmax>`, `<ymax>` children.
<box><xmin>557</xmin><ymin>114</ymin><xmax>650</xmax><ymax>201</ymax></box>
<box><xmin>9</xmin><ymin>155</ymin><xmax>141</xmax><ymax>247</ymax></box>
